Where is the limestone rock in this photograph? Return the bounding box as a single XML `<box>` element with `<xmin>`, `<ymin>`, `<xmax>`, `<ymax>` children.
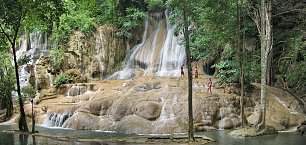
<box><xmin>67</xmin><ymin>86</ymin><xmax>86</xmax><ymax>96</ymax></box>
<box><xmin>63</xmin><ymin>112</ymin><xmax>100</xmax><ymax>130</ymax></box>
<box><xmin>89</xmin><ymin>97</ymin><xmax>113</xmax><ymax>116</ymax></box>
<box><xmin>98</xmin><ymin>116</ymin><xmax>116</xmax><ymax>131</ymax></box>
<box><xmin>116</xmin><ymin>115</ymin><xmax>153</xmax><ymax>134</ymax></box>
<box><xmin>109</xmin><ymin>99</ymin><xmax>129</xmax><ymax>121</ymax></box>
<box><xmin>134</xmin><ymin>101</ymin><xmax>161</xmax><ymax>120</ymax></box>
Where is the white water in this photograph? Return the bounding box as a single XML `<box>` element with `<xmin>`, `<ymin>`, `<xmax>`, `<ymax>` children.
<box><xmin>16</xmin><ymin>31</ymin><xmax>49</xmax><ymax>90</ymax></box>
<box><xmin>109</xmin><ymin>10</ymin><xmax>185</xmax><ymax>79</ymax></box>
<box><xmin>152</xmin><ymin>95</ymin><xmax>178</xmax><ymax>133</ymax></box>
<box><xmin>42</xmin><ymin>110</ymin><xmax>72</xmax><ymax>127</ymax></box>
<box><xmin>273</xmin><ymin>94</ymin><xmax>300</xmax><ymax>114</ymax></box>
<box><xmin>154</xmin><ymin>10</ymin><xmax>185</xmax><ymax>77</ymax></box>
<box><xmin>218</xmin><ymin>99</ymin><xmax>239</xmax><ymax>130</ymax></box>
<box><xmin>95</xmin><ymin>29</ymin><xmax>105</xmax><ymax>79</ymax></box>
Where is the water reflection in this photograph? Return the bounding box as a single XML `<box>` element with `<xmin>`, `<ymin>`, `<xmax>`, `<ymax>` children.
<box><xmin>201</xmin><ymin>130</ymin><xmax>306</xmax><ymax>145</ymax></box>
<box><xmin>19</xmin><ymin>134</ymin><xmax>28</xmax><ymax>145</ymax></box>
<box><xmin>32</xmin><ymin>135</ymin><xmax>37</xmax><ymax>145</ymax></box>
<box><xmin>1</xmin><ymin>125</ymin><xmax>306</xmax><ymax>145</ymax></box>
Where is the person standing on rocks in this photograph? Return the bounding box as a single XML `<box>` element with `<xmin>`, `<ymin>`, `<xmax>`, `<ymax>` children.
<box><xmin>194</xmin><ymin>66</ymin><xmax>198</xmax><ymax>78</ymax></box>
<box><xmin>180</xmin><ymin>64</ymin><xmax>184</xmax><ymax>78</ymax></box>
<box><xmin>207</xmin><ymin>78</ymin><xmax>212</xmax><ymax>95</ymax></box>
<box><xmin>283</xmin><ymin>76</ymin><xmax>288</xmax><ymax>89</ymax></box>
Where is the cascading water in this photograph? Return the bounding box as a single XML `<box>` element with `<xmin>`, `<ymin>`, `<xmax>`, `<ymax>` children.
<box><xmin>95</xmin><ymin>28</ymin><xmax>106</xmax><ymax>79</ymax></box>
<box><xmin>109</xmin><ymin>10</ymin><xmax>185</xmax><ymax>79</ymax></box>
<box><xmin>218</xmin><ymin>99</ymin><xmax>239</xmax><ymax>130</ymax></box>
<box><xmin>42</xmin><ymin>110</ymin><xmax>72</xmax><ymax>127</ymax></box>
<box><xmin>152</xmin><ymin>95</ymin><xmax>179</xmax><ymax>133</ymax></box>
<box><xmin>17</xmin><ymin>31</ymin><xmax>49</xmax><ymax>90</ymax></box>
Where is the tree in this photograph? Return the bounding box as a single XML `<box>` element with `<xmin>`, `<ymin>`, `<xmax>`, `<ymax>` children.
<box><xmin>0</xmin><ymin>0</ymin><xmax>29</xmax><ymax>132</ymax></box>
<box><xmin>182</xmin><ymin>0</ymin><xmax>194</xmax><ymax>141</ymax></box>
<box><xmin>250</xmin><ymin>0</ymin><xmax>273</xmax><ymax>130</ymax></box>
<box><xmin>237</xmin><ymin>0</ymin><xmax>244</xmax><ymax>127</ymax></box>
<box><xmin>0</xmin><ymin>51</ymin><xmax>15</xmax><ymax>120</ymax></box>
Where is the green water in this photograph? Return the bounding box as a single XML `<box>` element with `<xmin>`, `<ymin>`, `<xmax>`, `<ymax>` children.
<box><xmin>201</xmin><ymin>130</ymin><xmax>306</xmax><ymax>145</ymax></box>
<box><xmin>1</xmin><ymin>125</ymin><xmax>305</xmax><ymax>145</ymax></box>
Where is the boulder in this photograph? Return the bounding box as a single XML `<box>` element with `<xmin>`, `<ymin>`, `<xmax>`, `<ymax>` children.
<box><xmin>108</xmin><ymin>99</ymin><xmax>129</xmax><ymax>121</ymax></box>
<box><xmin>218</xmin><ymin>117</ymin><xmax>241</xmax><ymax>129</ymax></box>
<box><xmin>57</xmin><ymin>84</ymin><xmax>71</xmax><ymax>95</ymax></box>
<box><xmin>67</xmin><ymin>86</ymin><xmax>86</xmax><ymax>96</ymax></box>
<box><xmin>63</xmin><ymin>112</ymin><xmax>100</xmax><ymax>130</ymax></box>
<box><xmin>89</xmin><ymin>97</ymin><xmax>113</xmax><ymax>116</ymax></box>
<box><xmin>116</xmin><ymin>115</ymin><xmax>153</xmax><ymax>134</ymax></box>
<box><xmin>99</xmin><ymin>116</ymin><xmax>116</xmax><ymax>131</ymax></box>
<box><xmin>134</xmin><ymin>101</ymin><xmax>161</xmax><ymax>120</ymax></box>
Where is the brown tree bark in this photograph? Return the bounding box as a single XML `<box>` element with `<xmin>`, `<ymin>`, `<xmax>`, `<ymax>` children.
<box><xmin>0</xmin><ymin>13</ymin><xmax>29</xmax><ymax>132</ymax></box>
<box><xmin>183</xmin><ymin>0</ymin><xmax>194</xmax><ymax>141</ymax></box>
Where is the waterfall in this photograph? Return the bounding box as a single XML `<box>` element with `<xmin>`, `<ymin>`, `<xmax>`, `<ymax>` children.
<box><xmin>108</xmin><ymin>20</ymin><xmax>149</xmax><ymax>79</ymax></box>
<box><xmin>66</xmin><ymin>86</ymin><xmax>86</xmax><ymax>97</ymax></box>
<box><xmin>218</xmin><ymin>99</ymin><xmax>239</xmax><ymax>130</ymax></box>
<box><xmin>109</xmin><ymin>10</ymin><xmax>185</xmax><ymax>80</ymax></box>
<box><xmin>16</xmin><ymin>31</ymin><xmax>49</xmax><ymax>91</ymax></box>
<box><xmin>95</xmin><ymin>29</ymin><xmax>106</xmax><ymax>79</ymax></box>
<box><xmin>152</xmin><ymin>95</ymin><xmax>178</xmax><ymax>133</ymax></box>
<box><xmin>42</xmin><ymin>110</ymin><xmax>72</xmax><ymax>127</ymax></box>
<box><xmin>46</xmin><ymin>70</ymin><xmax>53</xmax><ymax>87</ymax></box>
<box><xmin>154</xmin><ymin>10</ymin><xmax>185</xmax><ymax>77</ymax></box>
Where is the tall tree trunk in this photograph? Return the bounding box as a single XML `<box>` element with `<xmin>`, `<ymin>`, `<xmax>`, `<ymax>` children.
<box><xmin>12</xmin><ymin>40</ymin><xmax>29</xmax><ymax>132</ymax></box>
<box><xmin>257</xmin><ymin>0</ymin><xmax>272</xmax><ymax>130</ymax></box>
<box><xmin>12</xmin><ymin>17</ymin><xmax>29</xmax><ymax>132</ymax></box>
<box><xmin>183</xmin><ymin>0</ymin><xmax>194</xmax><ymax>141</ymax></box>
<box><xmin>266</xmin><ymin>38</ymin><xmax>273</xmax><ymax>86</ymax></box>
<box><xmin>237</xmin><ymin>0</ymin><xmax>244</xmax><ymax>127</ymax></box>
<box><xmin>0</xmin><ymin>1</ymin><xmax>28</xmax><ymax>132</ymax></box>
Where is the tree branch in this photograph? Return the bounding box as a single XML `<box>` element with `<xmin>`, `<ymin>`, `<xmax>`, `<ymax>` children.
<box><xmin>273</xmin><ymin>9</ymin><xmax>306</xmax><ymax>17</ymax></box>
<box><xmin>0</xmin><ymin>24</ymin><xmax>13</xmax><ymax>46</ymax></box>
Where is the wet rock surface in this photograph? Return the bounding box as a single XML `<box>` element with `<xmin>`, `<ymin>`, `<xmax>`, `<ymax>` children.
<box><xmin>15</xmin><ymin>78</ymin><xmax>305</xmax><ymax>134</ymax></box>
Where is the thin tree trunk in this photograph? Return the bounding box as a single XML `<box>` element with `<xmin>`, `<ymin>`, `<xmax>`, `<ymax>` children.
<box><xmin>0</xmin><ymin>2</ymin><xmax>28</xmax><ymax>132</ymax></box>
<box><xmin>242</xmin><ymin>20</ymin><xmax>248</xmax><ymax>126</ymax></box>
<box><xmin>236</xmin><ymin>0</ymin><xmax>245</xmax><ymax>127</ymax></box>
<box><xmin>12</xmin><ymin>40</ymin><xmax>29</xmax><ymax>132</ymax></box>
<box><xmin>183</xmin><ymin>0</ymin><xmax>194</xmax><ymax>141</ymax></box>
<box><xmin>12</xmin><ymin>17</ymin><xmax>29</xmax><ymax>132</ymax></box>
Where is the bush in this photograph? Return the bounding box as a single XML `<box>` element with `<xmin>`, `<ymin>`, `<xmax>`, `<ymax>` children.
<box><xmin>40</xmin><ymin>73</ymin><xmax>46</xmax><ymax>84</ymax></box>
<box><xmin>49</xmin><ymin>47</ymin><xmax>64</xmax><ymax>71</ymax></box>
<box><xmin>54</xmin><ymin>73</ymin><xmax>69</xmax><ymax>88</ymax></box>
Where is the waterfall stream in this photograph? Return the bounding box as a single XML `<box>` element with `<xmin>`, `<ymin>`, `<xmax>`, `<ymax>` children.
<box><xmin>16</xmin><ymin>31</ymin><xmax>49</xmax><ymax>91</ymax></box>
<box><xmin>109</xmin><ymin>10</ymin><xmax>185</xmax><ymax>79</ymax></box>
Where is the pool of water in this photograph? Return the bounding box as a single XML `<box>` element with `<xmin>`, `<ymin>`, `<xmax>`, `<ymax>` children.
<box><xmin>0</xmin><ymin>125</ymin><xmax>141</xmax><ymax>145</ymax></box>
<box><xmin>1</xmin><ymin>125</ymin><xmax>305</xmax><ymax>145</ymax></box>
<box><xmin>200</xmin><ymin>130</ymin><xmax>306</xmax><ymax>145</ymax></box>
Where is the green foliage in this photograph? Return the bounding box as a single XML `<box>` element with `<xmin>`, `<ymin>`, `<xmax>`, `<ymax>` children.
<box><xmin>243</xmin><ymin>51</ymin><xmax>261</xmax><ymax>83</ymax></box>
<box><xmin>54</xmin><ymin>73</ymin><xmax>69</xmax><ymax>88</ymax></box>
<box><xmin>287</xmin><ymin>61</ymin><xmax>306</xmax><ymax>95</ymax></box>
<box><xmin>117</xmin><ymin>7</ymin><xmax>147</xmax><ymax>38</ymax></box>
<box><xmin>0</xmin><ymin>51</ymin><xmax>16</xmax><ymax>97</ymax></box>
<box><xmin>94</xmin><ymin>0</ymin><xmax>147</xmax><ymax>38</ymax></box>
<box><xmin>213</xmin><ymin>60</ymin><xmax>239</xmax><ymax>84</ymax></box>
<box><xmin>21</xmin><ymin>86</ymin><xmax>35</xmax><ymax>99</ymax></box>
<box><xmin>52</xmin><ymin>0</ymin><xmax>95</xmax><ymax>44</ymax></box>
<box><xmin>17</xmin><ymin>55</ymin><xmax>31</xmax><ymax>66</ymax></box>
<box><xmin>49</xmin><ymin>47</ymin><xmax>64</xmax><ymax>71</ymax></box>
<box><xmin>40</xmin><ymin>73</ymin><xmax>46</xmax><ymax>84</ymax></box>
<box><xmin>145</xmin><ymin>0</ymin><xmax>165</xmax><ymax>11</ymax></box>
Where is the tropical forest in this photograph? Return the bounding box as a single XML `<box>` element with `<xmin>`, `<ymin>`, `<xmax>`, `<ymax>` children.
<box><xmin>0</xmin><ymin>0</ymin><xmax>305</xmax><ymax>144</ymax></box>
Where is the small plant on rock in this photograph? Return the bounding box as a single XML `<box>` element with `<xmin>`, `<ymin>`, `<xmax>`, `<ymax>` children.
<box><xmin>54</xmin><ymin>73</ymin><xmax>69</xmax><ymax>89</ymax></box>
